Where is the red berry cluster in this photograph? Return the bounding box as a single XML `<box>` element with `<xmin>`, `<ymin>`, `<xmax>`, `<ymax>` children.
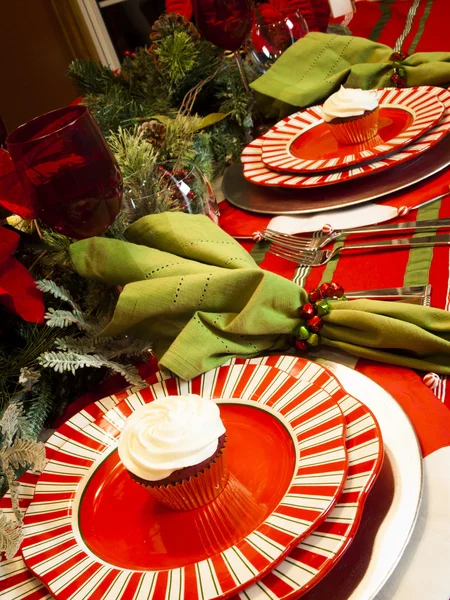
<box><xmin>390</xmin><ymin>51</ymin><xmax>408</xmax><ymax>88</ymax></box>
<box><xmin>295</xmin><ymin>282</ymin><xmax>345</xmax><ymax>352</ymax></box>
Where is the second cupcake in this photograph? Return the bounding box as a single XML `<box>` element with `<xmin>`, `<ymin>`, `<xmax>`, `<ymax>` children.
<box><xmin>322</xmin><ymin>86</ymin><xmax>380</xmax><ymax>145</ymax></box>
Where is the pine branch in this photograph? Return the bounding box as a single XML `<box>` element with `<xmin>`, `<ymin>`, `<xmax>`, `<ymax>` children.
<box><xmin>44</xmin><ymin>308</ymin><xmax>92</xmax><ymax>332</ymax></box>
<box><xmin>36</xmin><ymin>280</ymin><xmax>78</xmax><ymax>310</ymax></box>
<box><xmin>0</xmin><ymin>438</ymin><xmax>46</xmax><ymax>524</ymax></box>
<box><xmin>108</xmin><ymin>127</ymin><xmax>159</xmax><ymax>183</ymax></box>
<box><xmin>0</xmin><ymin>510</ymin><xmax>23</xmax><ymax>560</ymax></box>
<box><xmin>25</xmin><ymin>378</ymin><xmax>55</xmax><ymax>440</ymax></box>
<box><xmin>55</xmin><ymin>337</ymin><xmax>97</xmax><ymax>354</ymax></box>
<box><xmin>18</xmin><ymin>368</ymin><xmax>41</xmax><ymax>393</ymax></box>
<box><xmin>1</xmin><ymin>438</ymin><xmax>46</xmax><ymax>474</ymax></box>
<box><xmin>38</xmin><ymin>351</ymin><xmax>145</xmax><ymax>387</ymax></box>
<box><xmin>0</xmin><ymin>404</ymin><xmax>26</xmax><ymax>446</ymax></box>
<box><xmin>67</xmin><ymin>59</ymin><xmax>121</xmax><ymax>95</ymax></box>
<box><xmin>154</xmin><ymin>31</ymin><xmax>199</xmax><ymax>87</ymax></box>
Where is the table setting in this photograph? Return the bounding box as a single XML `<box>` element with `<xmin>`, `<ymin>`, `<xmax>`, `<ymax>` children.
<box><xmin>1</xmin><ymin>1</ymin><xmax>450</xmax><ymax>600</ymax></box>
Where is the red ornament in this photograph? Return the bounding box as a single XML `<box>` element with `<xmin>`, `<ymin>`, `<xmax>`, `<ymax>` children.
<box><xmin>308</xmin><ymin>315</ymin><xmax>323</xmax><ymax>333</ymax></box>
<box><xmin>298</xmin><ymin>302</ymin><xmax>315</xmax><ymax>320</ymax></box>
<box><xmin>295</xmin><ymin>339</ymin><xmax>308</xmax><ymax>352</ymax></box>
<box><xmin>327</xmin><ymin>282</ymin><xmax>344</xmax><ymax>298</ymax></box>
<box><xmin>391</xmin><ymin>72</ymin><xmax>405</xmax><ymax>88</ymax></box>
<box><xmin>320</xmin><ymin>282</ymin><xmax>331</xmax><ymax>296</ymax></box>
<box><xmin>308</xmin><ymin>288</ymin><xmax>322</xmax><ymax>303</ymax></box>
<box><xmin>390</xmin><ymin>51</ymin><xmax>408</xmax><ymax>61</ymax></box>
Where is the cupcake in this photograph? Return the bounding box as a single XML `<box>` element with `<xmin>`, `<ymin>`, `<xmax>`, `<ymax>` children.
<box><xmin>322</xmin><ymin>86</ymin><xmax>380</xmax><ymax>145</ymax></box>
<box><xmin>118</xmin><ymin>394</ymin><xmax>228</xmax><ymax>511</ymax></box>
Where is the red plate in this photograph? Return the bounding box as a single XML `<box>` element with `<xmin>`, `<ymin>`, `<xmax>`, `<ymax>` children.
<box><xmin>241</xmin><ymin>87</ymin><xmax>450</xmax><ymax>188</ymax></box>
<box><xmin>21</xmin><ymin>364</ymin><xmax>347</xmax><ymax>600</ymax></box>
<box><xmin>261</xmin><ymin>86</ymin><xmax>444</xmax><ymax>173</ymax></box>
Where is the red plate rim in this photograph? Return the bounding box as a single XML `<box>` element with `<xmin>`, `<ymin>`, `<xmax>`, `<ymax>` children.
<box><xmin>260</xmin><ymin>86</ymin><xmax>444</xmax><ymax>173</ymax></box>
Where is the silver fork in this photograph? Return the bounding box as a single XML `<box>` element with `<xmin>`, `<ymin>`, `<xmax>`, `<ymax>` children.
<box><xmin>270</xmin><ymin>234</ymin><xmax>450</xmax><ymax>266</ymax></box>
<box><xmin>263</xmin><ymin>217</ymin><xmax>450</xmax><ymax>250</ymax></box>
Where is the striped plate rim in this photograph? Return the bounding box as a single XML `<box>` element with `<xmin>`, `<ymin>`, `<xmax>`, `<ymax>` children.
<box><xmin>241</xmin><ymin>87</ymin><xmax>450</xmax><ymax>188</ymax></box>
<box><xmin>20</xmin><ymin>364</ymin><xmax>348</xmax><ymax>600</ymax></box>
<box><xmin>260</xmin><ymin>86</ymin><xmax>444</xmax><ymax>173</ymax></box>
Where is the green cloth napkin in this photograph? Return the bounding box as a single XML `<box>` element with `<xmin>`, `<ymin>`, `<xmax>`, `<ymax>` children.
<box><xmin>70</xmin><ymin>213</ymin><xmax>450</xmax><ymax>380</ymax></box>
<box><xmin>251</xmin><ymin>32</ymin><xmax>450</xmax><ymax>118</ymax></box>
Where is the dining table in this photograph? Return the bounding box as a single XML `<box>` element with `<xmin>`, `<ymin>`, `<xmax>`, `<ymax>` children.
<box><xmin>219</xmin><ymin>2</ymin><xmax>450</xmax><ymax>597</ymax></box>
<box><xmin>1</xmin><ymin>1</ymin><xmax>450</xmax><ymax>600</ymax></box>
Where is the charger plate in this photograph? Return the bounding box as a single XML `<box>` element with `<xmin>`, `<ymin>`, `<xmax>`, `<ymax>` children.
<box><xmin>261</xmin><ymin>87</ymin><xmax>444</xmax><ymax>173</ymax></box>
<box><xmin>241</xmin><ymin>88</ymin><xmax>450</xmax><ymax>189</ymax></box>
<box><xmin>224</xmin><ymin>131</ymin><xmax>450</xmax><ymax>215</ymax></box>
<box><xmin>20</xmin><ymin>365</ymin><xmax>347</xmax><ymax>600</ymax></box>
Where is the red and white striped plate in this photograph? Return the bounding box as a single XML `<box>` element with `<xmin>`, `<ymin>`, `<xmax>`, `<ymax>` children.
<box><xmin>0</xmin><ymin>358</ymin><xmax>382</xmax><ymax>600</ymax></box>
<box><xmin>261</xmin><ymin>86</ymin><xmax>444</xmax><ymax>173</ymax></box>
<box><xmin>20</xmin><ymin>364</ymin><xmax>347</xmax><ymax>600</ymax></box>
<box><xmin>241</xmin><ymin>88</ymin><xmax>450</xmax><ymax>188</ymax></box>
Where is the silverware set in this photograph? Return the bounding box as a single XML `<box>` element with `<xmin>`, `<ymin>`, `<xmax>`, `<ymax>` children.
<box><xmin>260</xmin><ymin>218</ymin><xmax>450</xmax><ymax>266</ymax></box>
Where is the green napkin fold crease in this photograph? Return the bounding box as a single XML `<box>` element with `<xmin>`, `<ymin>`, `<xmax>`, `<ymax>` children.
<box><xmin>70</xmin><ymin>213</ymin><xmax>450</xmax><ymax>380</ymax></box>
<box><xmin>251</xmin><ymin>32</ymin><xmax>450</xmax><ymax>118</ymax></box>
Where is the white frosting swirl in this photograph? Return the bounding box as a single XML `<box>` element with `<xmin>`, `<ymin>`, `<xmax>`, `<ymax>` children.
<box><xmin>322</xmin><ymin>86</ymin><xmax>379</xmax><ymax>122</ymax></box>
<box><xmin>118</xmin><ymin>394</ymin><xmax>226</xmax><ymax>481</ymax></box>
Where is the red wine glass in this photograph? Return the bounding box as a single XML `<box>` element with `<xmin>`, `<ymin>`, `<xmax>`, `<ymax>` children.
<box><xmin>6</xmin><ymin>105</ymin><xmax>123</xmax><ymax>239</ymax></box>
<box><xmin>192</xmin><ymin>0</ymin><xmax>253</xmax><ymax>91</ymax></box>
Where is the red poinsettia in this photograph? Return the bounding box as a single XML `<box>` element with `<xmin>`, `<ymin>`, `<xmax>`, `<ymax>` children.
<box><xmin>0</xmin><ymin>226</ymin><xmax>45</xmax><ymax>324</ymax></box>
<box><xmin>0</xmin><ymin>149</ymin><xmax>36</xmax><ymax>220</ymax></box>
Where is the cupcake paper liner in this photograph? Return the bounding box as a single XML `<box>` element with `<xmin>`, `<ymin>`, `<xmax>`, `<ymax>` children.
<box><xmin>130</xmin><ymin>436</ymin><xmax>229</xmax><ymax>511</ymax></box>
<box><xmin>327</xmin><ymin>107</ymin><xmax>380</xmax><ymax>145</ymax></box>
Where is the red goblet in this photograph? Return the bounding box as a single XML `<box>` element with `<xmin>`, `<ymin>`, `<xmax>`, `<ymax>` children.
<box><xmin>6</xmin><ymin>105</ymin><xmax>123</xmax><ymax>239</ymax></box>
<box><xmin>192</xmin><ymin>0</ymin><xmax>253</xmax><ymax>91</ymax></box>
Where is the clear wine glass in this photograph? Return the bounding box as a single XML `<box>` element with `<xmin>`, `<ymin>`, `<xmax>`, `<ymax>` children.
<box><xmin>6</xmin><ymin>105</ymin><xmax>123</xmax><ymax>239</ymax></box>
<box><xmin>250</xmin><ymin>9</ymin><xmax>309</xmax><ymax>73</ymax></box>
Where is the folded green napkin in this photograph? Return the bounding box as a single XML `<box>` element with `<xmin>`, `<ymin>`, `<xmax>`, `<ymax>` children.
<box><xmin>70</xmin><ymin>213</ymin><xmax>450</xmax><ymax>380</ymax></box>
<box><xmin>251</xmin><ymin>32</ymin><xmax>450</xmax><ymax>118</ymax></box>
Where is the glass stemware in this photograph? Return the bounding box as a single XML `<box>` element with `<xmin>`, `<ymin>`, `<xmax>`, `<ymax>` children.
<box><xmin>192</xmin><ymin>0</ymin><xmax>253</xmax><ymax>51</ymax></box>
<box><xmin>250</xmin><ymin>9</ymin><xmax>309</xmax><ymax>72</ymax></box>
<box><xmin>192</xmin><ymin>0</ymin><xmax>253</xmax><ymax>92</ymax></box>
<box><xmin>6</xmin><ymin>106</ymin><xmax>123</xmax><ymax>239</ymax></box>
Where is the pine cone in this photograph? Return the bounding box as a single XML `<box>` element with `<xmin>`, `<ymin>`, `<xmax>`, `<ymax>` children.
<box><xmin>150</xmin><ymin>12</ymin><xmax>200</xmax><ymax>44</ymax></box>
<box><xmin>138</xmin><ymin>120</ymin><xmax>167</xmax><ymax>147</ymax></box>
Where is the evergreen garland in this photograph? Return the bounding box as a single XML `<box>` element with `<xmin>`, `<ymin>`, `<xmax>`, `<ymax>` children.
<box><xmin>0</xmin><ymin>12</ymin><xmax>258</xmax><ymax>548</ymax></box>
<box><xmin>66</xmin><ymin>13</ymin><xmax>256</xmax><ymax>218</ymax></box>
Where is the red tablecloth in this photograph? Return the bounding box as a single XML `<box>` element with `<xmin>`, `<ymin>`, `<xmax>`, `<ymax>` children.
<box><xmin>1</xmin><ymin>3</ymin><xmax>450</xmax><ymax>599</ymax></box>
